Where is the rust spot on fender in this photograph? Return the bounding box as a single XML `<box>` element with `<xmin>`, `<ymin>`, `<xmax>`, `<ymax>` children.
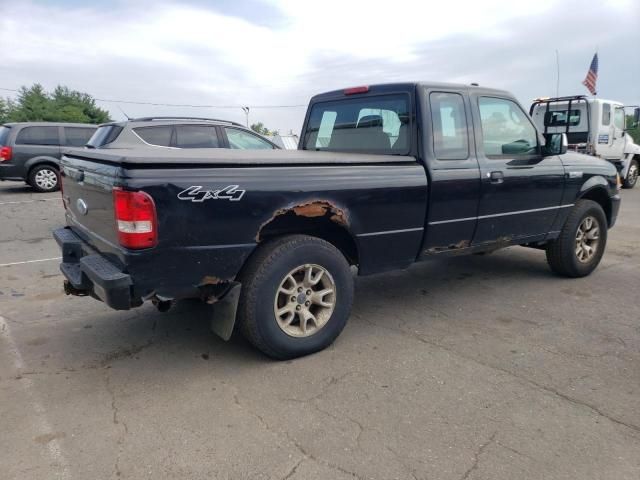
<box><xmin>256</xmin><ymin>200</ymin><xmax>349</xmax><ymax>242</ymax></box>
<box><xmin>200</xmin><ymin>275</ymin><xmax>224</xmax><ymax>286</ymax></box>
<box><xmin>426</xmin><ymin>239</ymin><xmax>470</xmax><ymax>254</ymax></box>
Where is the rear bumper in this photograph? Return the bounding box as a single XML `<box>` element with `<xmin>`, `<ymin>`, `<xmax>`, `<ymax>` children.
<box><xmin>0</xmin><ymin>163</ymin><xmax>24</xmax><ymax>181</ymax></box>
<box><xmin>54</xmin><ymin>227</ymin><xmax>135</xmax><ymax>310</ymax></box>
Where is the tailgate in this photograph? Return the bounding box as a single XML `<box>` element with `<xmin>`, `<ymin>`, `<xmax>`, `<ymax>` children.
<box><xmin>61</xmin><ymin>153</ymin><xmax>121</xmax><ymax>247</ymax></box>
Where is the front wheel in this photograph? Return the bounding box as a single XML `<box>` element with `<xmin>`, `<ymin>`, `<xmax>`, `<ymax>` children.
<box><xmin>545</xmin><ymin>200</ymin><xmax>607</xmax><ymax>277</ymax></box>
<box><xmin>622</xmin><ymin>159</ymin><xmax>638</xmax><ymax>189</ymax></box>
<box><xmin>28</xmin><ymin>165</ymin><xmax>60</xmax><ymax>192</ymax></box>
<box><xmin>237</xmin><ymin>235</ymin><xmax>354</xmax><ymax>359</ymax></box>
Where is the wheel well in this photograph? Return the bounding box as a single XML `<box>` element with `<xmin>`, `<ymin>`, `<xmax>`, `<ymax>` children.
<box><xmin>258</xmin><ymin>214</ymin><xmax>359</xmax><ymax>266</ymax></box>
<box><xmin>28</xmin><ymin>161</ymin><xmax>59</xmax><ymax>177</ymax></box>
<box><xmin>580</xmin><ymin>187</ymin><xmax>612</xmax><ymax>226</ymax></box>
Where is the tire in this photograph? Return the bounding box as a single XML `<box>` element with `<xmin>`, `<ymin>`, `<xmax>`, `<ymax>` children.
<box><xmin>545</xmin><ymin>199</ymin><xmax>607</xmax><ymax>277</ymax></box>
<box><xmin>28</xmin><ymin>165</ymin><xmax>60</xmax><ymax>192</ymax></box>
<box><xmin>237</xmin><ymin>235</ymin><xmax>354</xmax><ymax>360</ymax></box>
<box><xmin>622</xmin><ymin>159</ymin><xmax>638</xmax><ymax>189</ymax></box>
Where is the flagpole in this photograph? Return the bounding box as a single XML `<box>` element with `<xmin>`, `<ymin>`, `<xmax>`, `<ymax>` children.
<box><xmin>555</xmin><ymin>49</ymin><xmax>560</xmax><ymax>98</ymax></box>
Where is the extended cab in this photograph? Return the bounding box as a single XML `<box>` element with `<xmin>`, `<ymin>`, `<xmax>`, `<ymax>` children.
<box><xmin>54</xmin><ymin>82</ymin><xmax>621</xmax><ymax>359</ymax></box>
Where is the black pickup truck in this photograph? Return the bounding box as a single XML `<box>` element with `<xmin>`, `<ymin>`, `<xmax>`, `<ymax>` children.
<box><xmin>54</xmin><ymin>82</ymin><xmax>621</xmax><ymax>359</ymax></box>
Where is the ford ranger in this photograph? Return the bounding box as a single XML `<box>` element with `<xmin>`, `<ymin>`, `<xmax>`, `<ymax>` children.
<box><xmin>54</xmin><ymin>82</ymin><xmax>621</xmax><ymax>359</ymax></box>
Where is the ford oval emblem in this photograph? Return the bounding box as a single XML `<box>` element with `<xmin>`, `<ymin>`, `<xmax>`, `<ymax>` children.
<box><xmin>76</xmin><ymin>198</ymin><xmax>89</xmax><ymax>216</ymax></box>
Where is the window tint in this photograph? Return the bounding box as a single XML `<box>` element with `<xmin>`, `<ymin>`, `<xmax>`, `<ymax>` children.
<box><xmin>602</xmin><ymin>103</ymin><xmax>611</xmax><ymax>125</ymax></box>
<box><xmin>544</xmin><ymin>109</ymin><xmax>581</xmax><ymax>127</ymax></box>
<box><xmin>478</xmin><ymin>97</ymin><xmax>538</xmax><ymax>157</ymax></box>
<box><xmin>0</xmin><ymin>126</ymin><xmax>10</xmax><ymax>145</ymax></box>
<box><xmin>134</xmin><ymin>126</ymin><xmax>173</xmax><ymax>147</ymax></box>
<box><xmin>15</xmin><ymin>126</ymin><xmax>59</xmax><ymax>146</ymax></box>
<box><xmin>429</xmin><ymin>92</ymin><xmax>468</xmax><ymax>160</ymax></box>
<box><xmin>225</xmin><ymin>128</ymin><xmax>274</xmax><ymax>149</ymax></box>
<box><xmin>64</xmin><ymin>127</ymin><xmax>95</xmax><ymax>146</ymax></box>
<box><xmin>174</xmin><ymin>125</ymin><xmax>220</xmax><ymax>148</ymax></box>
<box><xmin>614</xmin><ymin>107</ymin><xmax>625</xmax><ymax>130</ymax></box>
<box><xmin>87</xmin><ymin>125</ymin><xmax>123</xmax><ymax>148</ymax></box>
<box><xmin>303</xmin><ymin>94</ymin><xmax>410</xmax><ymax>153</ymax></box>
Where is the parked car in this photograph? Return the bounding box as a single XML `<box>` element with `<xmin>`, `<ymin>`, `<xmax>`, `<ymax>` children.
<box><xmin>0</xmin><ymin>122</ymin><xmax>97</xmax><ymax>192</ymax></box>
<box><xmin>530</xmin><ymin>96</ymin><xmax>640</xmax><ymax>188</ymax></box>
<box><xmin>87</xmin><ymin>117</ymin><xmax>280</xmax><ymax>150</ymax></box>
<box><xmin>54</xmin><ymin>82</ymin><xmax>620</xmax><ymax>359</ymax></box>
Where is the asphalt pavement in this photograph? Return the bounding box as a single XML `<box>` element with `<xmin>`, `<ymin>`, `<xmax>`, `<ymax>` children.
<box><xmin>1</xmin><ymin>180</ymin><xmax>639</xmax><ymax>480</ymax></box>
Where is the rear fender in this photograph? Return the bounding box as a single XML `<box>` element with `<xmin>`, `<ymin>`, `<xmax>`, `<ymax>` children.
<box><xmin>25</xmin><ymin>156</ymin><xmax>61</xmax><ymax>174</ymax></box>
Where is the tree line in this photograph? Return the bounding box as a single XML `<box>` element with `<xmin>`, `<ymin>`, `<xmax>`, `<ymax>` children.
<box><xmin>0</xmin><ymin>84</ymin><xmax>111</xmax><ymax>124</ymax></box>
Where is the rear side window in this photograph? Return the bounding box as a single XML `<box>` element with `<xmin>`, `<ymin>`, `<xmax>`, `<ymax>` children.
<box><xmin>544</xmin><ymin>110</ymin><xmax>581</xmax><ymax>127</ymax></box>
<box><xmin>478</xmin><ymin>97</ymin><xmax>538</xmax><ymax>157</ymax></box>
<box><xmin>64</xmin><ymin>127</ymin><xmax>95</xmax><ymax>146</ymax></box>
<box><xmin>175</xmin><ymin>125</ymin><xmax>220</xmax><ymax>148</ymax></box>
<box><xmin>303</xmin><ymin>94</ymin><xmax>410</xmax><ymax>154</ymax></box>
<box><xmin>87</xmin><ymin>125</ymin><xmax>123</xmax><ymax>147</ymax></box>
<box><xmin>0</xmin><ymin>126</ymin><xmax>10</xmax><ymax>145</ymax></box>
<box><xmin>602</xmin><ymin>104</ymin><xmax>611</xmax><ymax>125</ymax></box>
<box><xmin>134</xmin><ymin>126</ymin><xmax>173</xmax><ymax>147</ymax></box>
<box><xmin>225</xmin><ymin>128</ymin><xmax>274</xmax><ymax>149</ymax></box>
<box><xmin>429</xmin><ymin>92</ymin><xmax>469</xmax><ymax>160</ymax></box>
<box><xmin>15</xmin><ymin>126</ymin><xmax>60</xmax><ymax>146</ymax></box>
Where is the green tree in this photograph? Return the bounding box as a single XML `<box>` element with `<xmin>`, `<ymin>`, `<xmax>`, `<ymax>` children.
<box><xmin>250</xmin><ymin>122</ymin><xmax>275</xmax><ymax>136</ymax></box>
<box><xmin>2</xmin><ymin>84</ymin><xmax>110</xmax><ymax>124</ymax></box>
<box><xmin>0</xmin><ymin>97</ymin><xmax>12</xmax><ymax>123</ymax></box>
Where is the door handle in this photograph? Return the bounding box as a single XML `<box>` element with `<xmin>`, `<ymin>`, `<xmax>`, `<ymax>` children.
<box><xmin>488</xmin><ymin>171</ymin><xmax>504</xmax><ymax>184</ymax></box>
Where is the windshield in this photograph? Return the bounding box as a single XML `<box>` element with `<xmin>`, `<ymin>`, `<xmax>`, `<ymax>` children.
<box><xmin>86</xmin><ymin>125</ymin><xmax>123</xmax><ymax>148</ymax></box>
<box><xmin>0</xmin><ymin>126</ymin><xmax>10</xmax><ymax>145</ymax></box>
<box><xmin>303</xmin><ymin>94</ymin><xmax>410</xmax><ymax>154</ymax></box>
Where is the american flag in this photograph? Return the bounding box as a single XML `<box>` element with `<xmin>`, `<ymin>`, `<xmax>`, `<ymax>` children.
<box><xmin>582</xmin><ymin>53</ymin><xmax>598</xmax><ymax>95</ymax></box>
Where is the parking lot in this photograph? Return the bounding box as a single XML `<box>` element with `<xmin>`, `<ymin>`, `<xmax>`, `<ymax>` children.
<box><xmin>0</xmin><ymin>180</ymin><xmax>638</xmax><ymax>480</ymax></box>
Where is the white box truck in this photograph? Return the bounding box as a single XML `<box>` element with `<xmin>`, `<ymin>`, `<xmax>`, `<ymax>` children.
<box><xmin>530</xmin><ymin>96</ymin><xmax>640</xmax><ymax>188</ymax></box>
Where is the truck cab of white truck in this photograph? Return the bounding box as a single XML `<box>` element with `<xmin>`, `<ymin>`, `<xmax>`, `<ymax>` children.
<box><xmin>530</xmin><ymin>96</ymin><xmax>640</xmax><ymax>188</ymax></box>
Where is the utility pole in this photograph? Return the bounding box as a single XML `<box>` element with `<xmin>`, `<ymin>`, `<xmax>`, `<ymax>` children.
<box><xmin>241</xmin><ymin>106</ymin><xmax>250</xmax><ymax>127</ymax></box>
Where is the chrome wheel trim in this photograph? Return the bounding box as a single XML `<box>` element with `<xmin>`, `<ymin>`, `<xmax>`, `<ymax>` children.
<box><xmin>273</xmin><ymin>264</ymin><xmax>336</xmax><ymax>338</ymax></box>
<box><xmin>628</xmin><ymin>163</ymin><xmax>638</xmax><ymax>185</ymax></box>
<box><xmin>575</xmin><ymin>215</ymin><xmax>600</xmax><ymax>263</ymax></box>
<box><xmin>34</xmin><ymin>168</ymin><xmax>58</xmax><ymax>190</ymax></box>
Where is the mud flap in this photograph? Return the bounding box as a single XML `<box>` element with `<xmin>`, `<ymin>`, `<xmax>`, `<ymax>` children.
<box><xmin>210</xmin><ymin>282</ymin><xmax>241</xmax><ymax>341</ymax></box>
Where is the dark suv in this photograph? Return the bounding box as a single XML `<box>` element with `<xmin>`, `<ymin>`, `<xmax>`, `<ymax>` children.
<box><xmin>0</xmin><ymin>122</ymin><xmax>97</xmax><ymax>192</ymax></box>
<box><xmin>87</xmin><ymin>117</ymin><xmax>280</xmax><ymax>150</ymax></box>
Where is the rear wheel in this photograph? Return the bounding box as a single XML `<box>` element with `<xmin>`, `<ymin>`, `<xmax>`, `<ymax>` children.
<box><xmin>28</xmin><ymin>165</ymin><xmax>60</xmax><ymax>192</ymax></box>
<box><xmin>622</xmin><ymin>159</ymin><xmax>638</xmax><ymax>189</ymax></box>
<box><xmin>545</xmin><ymin>200</ymin><xmax>607</xmax><ymax>277</ymax></box>
<box><xmin>237</xmin><ymin>235</ymin><xmax>354</xmax><ymax>359</ymax></box>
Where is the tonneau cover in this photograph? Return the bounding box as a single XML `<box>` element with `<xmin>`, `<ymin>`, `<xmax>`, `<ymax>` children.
<box><xmin>61</xmin><ymin>147</ymin><xmax>414</xmax><ymax>166</ymax></box>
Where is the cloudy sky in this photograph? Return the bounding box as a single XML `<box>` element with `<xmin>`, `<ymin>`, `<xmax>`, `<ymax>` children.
<box><xmin>1</xmin><ymin>0</ymin><xmax>638</xmax><ymax>132</ymax></box>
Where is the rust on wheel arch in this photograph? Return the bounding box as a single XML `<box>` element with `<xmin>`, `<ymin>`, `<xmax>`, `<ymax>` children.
<box><xmin>256</xmin><ymin>200</ymin><xmax>350</xmax><ymax>242</ymax></box>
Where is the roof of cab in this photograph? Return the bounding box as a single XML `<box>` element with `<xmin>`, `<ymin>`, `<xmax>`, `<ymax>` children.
<box><xmin>309</xmin><ymin>81</ymin><xmax>512</xmax><ymax>102</ymax></box>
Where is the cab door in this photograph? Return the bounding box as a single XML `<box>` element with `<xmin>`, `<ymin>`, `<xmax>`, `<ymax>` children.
<box><xmin>470</xmin><ymin>95</ymin><xmax>565</xmax><ymax>245</ymax></box>
<box><xmin>608</xmin><ymin>106</ymin><xmax>626</xmax><ymax>159</ymax></box>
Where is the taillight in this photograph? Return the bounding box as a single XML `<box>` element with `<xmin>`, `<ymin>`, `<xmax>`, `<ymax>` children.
<box><xmin>113</xmin><ymin>187</ymin><xmax>158</xmax><ymax>249</ymax></box>
<box><xmin>0</xmin><ymin>146</ymin><xmax>12</xmax><ymax>162</ymax></box>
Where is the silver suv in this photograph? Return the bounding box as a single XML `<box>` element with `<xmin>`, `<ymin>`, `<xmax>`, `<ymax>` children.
<box><xmin>87</xmin><ymin>117</ymin><xmax>280</xmax><ymax>150</ymax></box>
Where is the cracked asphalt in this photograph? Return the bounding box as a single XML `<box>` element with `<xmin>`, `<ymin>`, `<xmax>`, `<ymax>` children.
<box><xmin>1</xmin><ymin>180</ymin><xmax>639</xmax><ymax>480</ymax></box>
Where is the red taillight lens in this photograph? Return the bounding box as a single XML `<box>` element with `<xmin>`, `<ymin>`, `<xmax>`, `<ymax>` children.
<box><xmin>0</xmin><ymin>146</ymin><xmax>12</xmax><ymax>162</ymax></box>
<box><xmin>344</xmin><ymin>86</ymin><xmax>369</xmax><ymax>95</ymax></box>
<box><xmin>113</xmin><ymin>187</ymin><xmax>158</xmax><ymax>249</ymax></box>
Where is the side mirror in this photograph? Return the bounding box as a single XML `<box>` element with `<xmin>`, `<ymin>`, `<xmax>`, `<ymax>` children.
<box><xmin>634</xmin><ymin>107</ymin><xmax>640</xmax><ymax>124</ymax></box>
<box><xmin>543</xmin><ymin>133</ymin><xmax>568</xmax><ymax>156</ymax></box>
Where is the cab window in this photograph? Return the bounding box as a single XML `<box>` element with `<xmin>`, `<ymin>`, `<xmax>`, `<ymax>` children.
<box><xmin>478</xmin><ymin>97</ymin><xmax>538</xmax><ymax>157</ymax></box>
<box><xmin>303</xmin><ymin>94</ymin><xmax>410</xmax><ymax>154</ymax></box>
<box><xmin>602</xmin><ymin>103</ymin><xmax>611</xmax><ymax>125</ymax></box>
<box><xmin>429</xmin><ymin>92</ymin><xmax>469</xmax><ymax>160</ymax></box>
<box><xmin>614</xmin><ymin>107</ymin><xmax>625</xmax><ymax>130</ymax></box>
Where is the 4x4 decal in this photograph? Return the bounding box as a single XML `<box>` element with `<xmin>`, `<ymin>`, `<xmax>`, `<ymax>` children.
<box><xmin>177</xmin><ymin>185</ymin><xmax>245</xmax><ymax>202</ymax></box>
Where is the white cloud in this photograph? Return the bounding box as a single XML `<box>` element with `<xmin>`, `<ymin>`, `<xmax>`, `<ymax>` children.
<box><xmin>0</xmin><ymin>0</ymin><xmax>638</xmax><ymax>131</ymax></box>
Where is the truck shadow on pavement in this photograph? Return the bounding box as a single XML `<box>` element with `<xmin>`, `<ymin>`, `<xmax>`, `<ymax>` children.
<box><xmin>49</xmin><ymin>247</ymin><xmax>559</xmax><ymax>373</ymax></box>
